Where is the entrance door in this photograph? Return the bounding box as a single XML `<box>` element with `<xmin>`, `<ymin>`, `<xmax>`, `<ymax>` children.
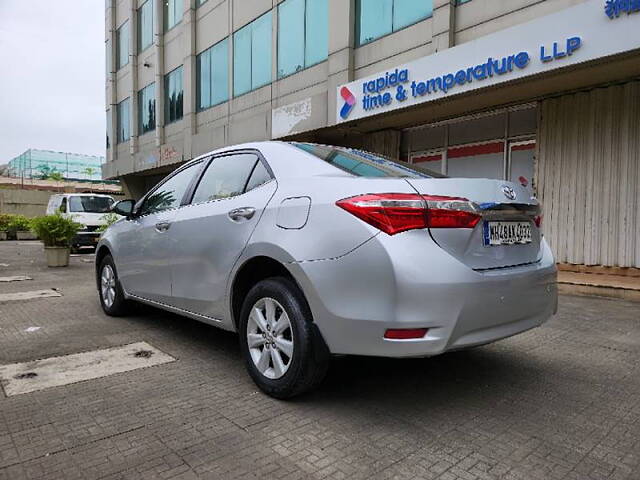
<box><xmin>508</xmin><ymin>140</ymin><xmax>536</xmax><ymax>195</ymax></box>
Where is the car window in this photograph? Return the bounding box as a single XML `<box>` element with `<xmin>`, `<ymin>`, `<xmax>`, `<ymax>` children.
<box><xmin>245</xmin><ymin>160</ymin><xmax>272</xmax><ymax>191</ymax></box>
<box><xmin>291</xmin><ymin>142</ymin><xmax>444</xmax><ymax>178</ymax></box>
<box><xmin>60</xmin><ymin>198</ymin><xmax>67</xmax><ymax>213</ymax></box>
<box><xmin>191</xmin><ymin>153</ymin><xmax>266</xmax><ymax>204</ymax></box>
<box><xmin>140</xmin><ymin>162</ymin><xmax>201</xmax><ymax>215</ymax></box>
<box><xmin>69</xmin><ymin>196</ymin><xmax>114</xmax><ymax>213</ymax></box>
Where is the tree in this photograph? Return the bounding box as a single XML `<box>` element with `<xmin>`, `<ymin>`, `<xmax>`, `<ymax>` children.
<box><xmin>84</xmin><ymin>167</ymin><xmax>97</xmax><ymax>180</ymax></box>
<box><xmin>37</xmin><ymin>164</ymin><xmax>51</xmax><ymax>180</ymax></box>
<box><xmin>49</xmin><ymin>171</ymin><xmax>64</xmax><ymax>188</ymax></box>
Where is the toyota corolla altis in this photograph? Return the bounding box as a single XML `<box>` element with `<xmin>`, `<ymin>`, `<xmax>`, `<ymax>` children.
<box><xmin>96</xmin><ymin>142</ymin><xmax>557</xmax><ymax>398</ymax></box>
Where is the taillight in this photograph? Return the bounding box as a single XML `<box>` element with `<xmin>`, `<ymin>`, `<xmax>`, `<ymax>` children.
<box><xmin>336</xmin><ymin>193</ymin><xmax>427</xmax><ymax>235</ymax></box>
<box><xmin>421</xmin><ymin>195</ymin><xmax>481</xmax><ymax>229</ymax></box>
<box><xmin>336</xmin><ymin>193</ymin><xmax>481</xmax><ymax>235</ymax></box>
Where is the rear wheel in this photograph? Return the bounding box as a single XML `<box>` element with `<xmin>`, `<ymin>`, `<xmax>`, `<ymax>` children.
<box><xmin>98</xmin><ymin>254</ymin><xmax>130</xmax><ymax>316</ymax></box>
<box><xmin>239</xmin><ymin>277</ymin><xmax>329</xmax><ymax>399</ymax></box>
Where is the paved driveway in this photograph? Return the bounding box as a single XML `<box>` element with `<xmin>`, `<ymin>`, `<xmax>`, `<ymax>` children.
<box><xmin>0</xmin><ymin>241</ymin><xmax>638</xmax><ymax>480</ymax></box>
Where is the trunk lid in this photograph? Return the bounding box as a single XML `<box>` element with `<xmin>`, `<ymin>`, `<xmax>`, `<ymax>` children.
<box><xmin>405</xmin><ymin>178</ymin><xmax>542</xmax><ymax>270</ymax></box>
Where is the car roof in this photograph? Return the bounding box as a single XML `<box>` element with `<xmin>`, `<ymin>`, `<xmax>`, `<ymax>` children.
<box><xmin>193</xmin><ymin>141</ymin><xmax>353</xmax><ymax>180</ymax></box>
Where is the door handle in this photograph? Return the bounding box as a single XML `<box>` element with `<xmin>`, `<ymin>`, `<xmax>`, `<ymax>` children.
<box><xmin>228</xmin><ymin>207</ymin><xmax>256</xmax><ymax>222</ymax></box>
<box><xmin>155</xmin><ymin>221</ymin><xmax>171</xmax><ymax>232</ymax></box>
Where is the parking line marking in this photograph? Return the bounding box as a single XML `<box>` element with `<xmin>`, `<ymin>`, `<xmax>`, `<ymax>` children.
<box><xmin>0</xmin><ymin>342</ymin><xmax>176</xmax><ymax>396</ymax></box>
<box><xmin>0</xmin><ymin>289</ymin><xmax>62</xmax><ymax>302</ymax></box>
<box><xmin>0</xmin><ymin>276</ymin><xmax>33</xmax><ymax>282</ymax></box>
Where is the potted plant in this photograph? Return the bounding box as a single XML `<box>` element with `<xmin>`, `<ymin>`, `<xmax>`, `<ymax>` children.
<box><xmin>8</xmin><ymin>215</ymin><xmax>37</xmax><ymax>240</ymax></box>
<box><xmin>0</xmin><ymin>214</ymin><xmax>11</xmax><ymax>241</ymax></box>
<box><xmin>30</xmin><ymin>213</ymin><xmax>82</xmax><ymax>267</ymax></box>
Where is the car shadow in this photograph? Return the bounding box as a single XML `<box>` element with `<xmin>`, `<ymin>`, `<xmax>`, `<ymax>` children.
<box><xmin>124</xmin><ymin>303</ymin><xmax>546</xmax><ymax>408</ymax></box>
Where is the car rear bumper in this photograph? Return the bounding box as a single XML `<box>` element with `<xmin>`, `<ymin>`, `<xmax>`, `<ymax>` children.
<box><xmin>290</xmin><ymin>230</ymin><xmax>557</xmax><ymax>358</ymax></box>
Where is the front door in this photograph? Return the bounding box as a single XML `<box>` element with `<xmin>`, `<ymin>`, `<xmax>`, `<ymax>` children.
<box><xmin>116</xmin><ymin>161</ymin><xmax>202</xmax><ymax>304</ymax></box>
<box><xmin>168</xmin><ymin>153</ymin><xmax>276</xmax><ymax>319</ymax></box>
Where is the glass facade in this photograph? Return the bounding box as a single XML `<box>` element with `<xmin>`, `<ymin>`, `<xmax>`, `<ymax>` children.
<box><xmin>138</xmin><ymin>0</ymin><xmax>154</xmax><ymax>52</ymax></box>
<box><xmin>197</xmin><ymin>39</ymin><xmax>228</xmax><ymax>111</ymax></box>
<box><xmin>164</xmin><ymin>0</ymin><xmax>183</xmax><ymax>31</ymax></box>
<box><xmin>116</xmin><ymin>20</ymin><xmax>129</xmax><ymax>69</ymax></box>
<box><xmin>7</xmin><ymin>150</ymin><xmax>105</xmax><ymax>181</ymax></box>
<box><xmin>117</xmin><ymin>98</ymin><xmax>131</xmax><ymax>143</ymax></box>
<box><xmin>233</xmin><ymin>11</ymin><xmax>272</xmax><ymax>97</ymax></box>
<box><xmin>356</xmin><ymin>0</ymin><xmax>432</xmax><ymax>45</ymax></box>
<box><xmin>277</xmin><ymin>0</ymin><xmax>328</xmax><ymax>78</ymax></box>
<box><xmin>138</xmin><ymin>83</ymin><xmax>156</xmax><ymax>135</ymax></box>
<box><xmin>165</xmin><ymin>66</ymin><xmax>184</xmax><ymax>123</ymax></box>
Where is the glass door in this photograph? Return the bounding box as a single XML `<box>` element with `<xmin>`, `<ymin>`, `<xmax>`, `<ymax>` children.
<box><xmin>508</xmin><ymin>140</ymin><xmax>536</xmax><ymax>195</ymax></box>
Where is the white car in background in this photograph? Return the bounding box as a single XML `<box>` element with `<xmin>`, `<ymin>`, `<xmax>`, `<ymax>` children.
<box><xmin>46</xmin><ymin>194</ymin><xmax>116</xmax><ymax>251</ymax></box>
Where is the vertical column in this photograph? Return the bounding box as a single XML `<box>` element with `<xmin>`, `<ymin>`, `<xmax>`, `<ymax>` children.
<box><xmin>130</xmin><ymin>0</ymin><xmax>139</xmax><ymax>155</ymax></box>
<box><xmin>154</xmin><ymin>0</ymin><xmax>165</xmax><ymax>148</ymax></box>
<box><xmin>106</xmin><ymin>0</ymin><xmax>118</xmax><ymax>164</ymax></box>
<box><xmin>183</xmin><ymin>0</ymin><xmax>197</xmax><ymax>159</ymax></box>
<box><xmin>327</xmin><ymin>0</ymin><xmax>355</xmax><ymax>127</ymax></box>
<box><xmin>432</xmin><ymin>0</ymin><xmax>455</xmax><ymax>52</ymax></box>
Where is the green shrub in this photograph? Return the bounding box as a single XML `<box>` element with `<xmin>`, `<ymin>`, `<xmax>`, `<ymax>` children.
<box><xmin>7</xmin><ymin>215</ymin><xmax>31</xmax><ymax>233</ymax></box>
<box><xmin>97</xmin><ymin>212</ymin><xmax>120</xmax><ymax>233</ymax></box>
<box><xmin>30</xmin><ymin>213</ymin><xmax>82</xmax><ymax>247</ymax></box>
<box><xmin>0</xmin><ymin>213</ymin><xmax>15</xmax><ymax>232</ymax></box>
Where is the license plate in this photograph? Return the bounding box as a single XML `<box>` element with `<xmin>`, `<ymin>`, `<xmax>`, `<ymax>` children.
<box><xmin>483</xmin><ymin>221</ymin><xmax>532</xmax><ymax>246</ymax></box>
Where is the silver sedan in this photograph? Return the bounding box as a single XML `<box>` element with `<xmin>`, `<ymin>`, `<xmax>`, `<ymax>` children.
<box><xmin>96</xmin><ymin>142</ymin><xmax>557</xmax><ymax>398</ymax></box>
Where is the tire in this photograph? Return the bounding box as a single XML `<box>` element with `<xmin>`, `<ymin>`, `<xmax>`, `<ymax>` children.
<box><xmin>239</xmin><ymin>277</ymin><xmax>330</xmax><ymax>399</ymax></box>
<box><xmin>98</xmin><ymin>254</ymin><xmax>131</xmax><ymax>316</ymax></box>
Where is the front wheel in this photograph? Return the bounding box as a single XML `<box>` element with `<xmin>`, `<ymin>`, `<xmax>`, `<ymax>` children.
<box><xmin>239</xmin><ymin>277</ymin><xmax>329</xmax><ymax>399</ymax></box>
<box><xmin>98</xmin><ymin>254</ymin><xmax>131</xmax><ymax>316</ymax></box>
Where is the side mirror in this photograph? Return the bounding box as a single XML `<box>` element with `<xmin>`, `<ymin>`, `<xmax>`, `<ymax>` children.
<box><xmin>112</xmin><ymin>199</ymin><xmax>135</xmax><ymax>218</ymax></box>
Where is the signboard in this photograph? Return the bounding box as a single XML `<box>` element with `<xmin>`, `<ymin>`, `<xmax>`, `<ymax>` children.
<box><xmin>336</xmin><ymin>0</ymin><xmax>640</xmax><ymax>123</ymax></box>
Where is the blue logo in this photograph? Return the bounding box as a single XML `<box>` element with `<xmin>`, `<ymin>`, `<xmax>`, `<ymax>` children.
<box><xmin>605</xmin><ymin>0</ymin><xmax>640</xmax><ymax>18</ymax></box>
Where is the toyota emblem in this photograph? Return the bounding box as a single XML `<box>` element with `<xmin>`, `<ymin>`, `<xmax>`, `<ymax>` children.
<box><xmin>502</xmin><ymin>186</ymin><xmax>516</xmax><ymax>200</ymax></box>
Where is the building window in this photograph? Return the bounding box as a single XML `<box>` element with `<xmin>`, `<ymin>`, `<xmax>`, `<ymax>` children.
<box><xmin>138</xmin><ymin>0</ymin><xmax>154</xmax><ymax>52</ymax></box>
<box><xmin>277</xmin><ymin>0</ymin><xmax>328</xmax><ymax>78</ymax></box>
<box><xmin>116</xmin><ymin>20</ymin><xmax>129</xmax><ymax>69</ymax></box>
<box><xmin>138</xmin><ymin>83</ymin><xmax>156</xmax><ymax>135</ymax></box>
<box><xmin>106</xmin><ymin>110</ymin><xmax>111</xmax><ymax>149</ymax></box>
<box><xmin>105</xmin><ymin>39</ymin><xmax>111</xmax><ymax>74</ymax></box>
<box><xmin>233</xmin><ymin>11</ymin><xmax>272</xmax><ymax>97</ymax></box>
<box><xmin>356</xmin><ymin>0</ymin><xmax>432</xmax><ymax>46</ymax></box>
<box><xmin>116</xmin><ymin>98</ymin><xmax>131</xmax><ymax>143</ymax></box>
<box><xmin>457</xmin><ymin>0</ymin><xmax>472</xmax><ymax>4</ymax></box>
<box><xmin>197</xmin><ymin>39</ymin><xmax>228</xmax><ymax>111</ymax></box>
<box><xmin>196</xmin><ymin>0</ymin><xmax>208</xmax><ymax>6</ymax></box>
<box><xmin>164</xmin><ymin>0</ymin><xmax>183</xmax><ymax>31</ymax></box>
<box><xmin>165</xmin><ymin>66</ymin><xmax>184</xmax><ymax>123</ymax></box>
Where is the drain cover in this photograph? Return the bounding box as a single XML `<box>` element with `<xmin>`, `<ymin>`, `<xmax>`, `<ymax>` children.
<box><xmin>134</xmin><ymin>350</ymin><xmax>154</xmax><ymax>358</ymax></box>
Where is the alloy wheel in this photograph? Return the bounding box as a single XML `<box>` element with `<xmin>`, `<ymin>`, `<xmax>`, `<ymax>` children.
<box><xmin>247</xmin><ymin>297</ymin><xmax>294</xmax><ymax>379</ymax></box>
<box><xmin>101</xmin><ymin>264</ymin><xmax>117</xmax><ymax>308</ymax></box>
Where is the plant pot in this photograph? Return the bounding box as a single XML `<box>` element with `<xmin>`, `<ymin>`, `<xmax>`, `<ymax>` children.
<box><xmin>0</xmin><ymin>231</ymin><xmax>6</xmax><ymax>241</ymax></box>
<box><xmin>44</xmin><ymin>246</ymin><xmax>70</xmax><ymax>267</ymax></box>
<box><xmin>16</xmin><ymin>231</ymin><xmax>37</xmax><ymax>240</ymax></box>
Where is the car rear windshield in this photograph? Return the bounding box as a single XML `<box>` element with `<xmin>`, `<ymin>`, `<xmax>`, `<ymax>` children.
<box><xmin>69</xmin><ymin>196</ymin><xmax>114</xmax><ymax>213</ymax></box>
<box><xmin>291</xmin><ymin>143</ymin><xmax>444</xmax><ymax>178</ymax></box>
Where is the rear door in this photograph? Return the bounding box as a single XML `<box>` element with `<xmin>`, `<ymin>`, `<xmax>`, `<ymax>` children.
<box><xmin>406</xmin><ymin>178</ymin><xmax>542</xmax><ymax>270</ymax></box>
<box><xmin>168</xmin><ymin>152</ymin><xmax>276</xmax><ymax>318</ymax></box>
